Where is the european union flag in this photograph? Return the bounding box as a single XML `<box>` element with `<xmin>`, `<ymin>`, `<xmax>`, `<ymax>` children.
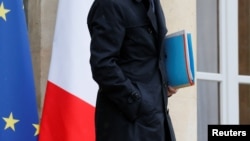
<box><xmin>0</xmin><ymin>0</ymin><xmax>39</xmax><ymax>140</ymax></box>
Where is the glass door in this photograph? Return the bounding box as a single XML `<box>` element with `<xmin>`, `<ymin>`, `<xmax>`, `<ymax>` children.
<box><xmin>197</xmin><ymin>0</ymin><xmax>238</xmax><ymax>141</ymax></box>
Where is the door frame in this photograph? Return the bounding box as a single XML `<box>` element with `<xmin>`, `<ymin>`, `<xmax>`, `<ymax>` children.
<box><xmin>196</xmin><ymin>0</ymin><xmax>239</xmax><ymax>124</ymax></box>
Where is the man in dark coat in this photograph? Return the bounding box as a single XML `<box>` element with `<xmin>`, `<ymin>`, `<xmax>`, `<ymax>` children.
<box><xmin>87</xmin><ymin>0</ymin><xmax>177</xmax><ymax>140</ymax></box>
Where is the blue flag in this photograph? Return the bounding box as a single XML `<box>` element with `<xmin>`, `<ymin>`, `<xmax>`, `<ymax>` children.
<box><xmin>0</xmin><ymin>0</ymin><xmax>39</xmax><ymax>140</ymax></box>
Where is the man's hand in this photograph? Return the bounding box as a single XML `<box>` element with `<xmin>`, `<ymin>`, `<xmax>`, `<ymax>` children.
<box><xmin>167</xmin><ymin>86</ymin><xmax>178</xmax><ymax>97</ymax></box>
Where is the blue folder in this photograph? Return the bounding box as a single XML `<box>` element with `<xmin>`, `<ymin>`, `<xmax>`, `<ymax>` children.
<box><xmin>164</xmin><ymin>30</ymin><xmax>195</xmax><ymax>88</ymax></box>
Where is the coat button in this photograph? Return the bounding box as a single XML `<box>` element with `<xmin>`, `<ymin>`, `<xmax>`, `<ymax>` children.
<box><xmin>163</xmin><ymin>81</ymin><xmax>168</xmax><ymax>88</ymax></box>
<box><xmin>147</xmin><ymin>27</ymin><xmax>153</xmax><ymax>34</ymax></box>
<box><xmin>127</xmin><ymin>91</ymin><xmax>141</xmax><ymax>103</ymax></box>
<box><xmin>131</xmin><ymin>92</ymin><xmax>141</xmax><ymax>100</ymax></box>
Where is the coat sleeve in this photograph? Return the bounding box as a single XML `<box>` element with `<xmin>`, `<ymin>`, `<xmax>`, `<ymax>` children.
<box><xmin>87</xmin><ymin>1</ymin><xmax>141</xmax><ymax>121</ymax></box>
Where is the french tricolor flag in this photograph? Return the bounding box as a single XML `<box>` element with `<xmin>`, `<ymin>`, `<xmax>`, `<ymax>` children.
<box><xmin>38</xmin><ymin>0</ymin><xmax>97</xmax><ymax>141</ymax></box>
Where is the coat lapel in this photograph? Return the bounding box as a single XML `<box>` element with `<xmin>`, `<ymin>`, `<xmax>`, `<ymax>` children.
<box><xmin>135</xmin><ymin>0</ymin><xmax>166</xmax><ymax>36</ymax></box>
<box><xmin>154</xmin><ymin>0</ymin><xmax>167</xmax><ymax>40</ymax></box>
<box><xmin>154</xmin><ymin>0</ymin><xmax>168</xmax><ymax>55</ymax></box>
<box><xmin>147</xmin><ymin>0</ymin><xmax>158</xmax><ymax>32</ymax></box>
<box><xmin>135</xmin><ymin>0</ymin><xmax>167</xmax><ymax>45</ymax></box>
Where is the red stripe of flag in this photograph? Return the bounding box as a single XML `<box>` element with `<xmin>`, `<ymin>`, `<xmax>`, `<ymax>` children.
<box><xmin>39</xmin><ymin>81</ymin><xmax>95</xmax><ymax>141</ymax></box>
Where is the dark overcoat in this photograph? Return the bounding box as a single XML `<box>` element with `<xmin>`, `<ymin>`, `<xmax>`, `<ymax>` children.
<box><xmin>87</xmin><ymin>0</ymin><xmax>176</xmax><ymax>140</ymax></box>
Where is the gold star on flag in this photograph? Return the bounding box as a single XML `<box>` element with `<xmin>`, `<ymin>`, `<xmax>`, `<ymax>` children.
<box><xmin>2</xmin><ymin>112</ymin><xmax>20</xmax><ymax>131</ymax></box>
<box><xmin>32</xmin><ymin>123</ymin><xmax>40</xmax><ymax>136</ymax></box>
<box><xmin>0</xmin><ymin>2</ymin><xmax>10</xmax><ymax>21</ymax></box>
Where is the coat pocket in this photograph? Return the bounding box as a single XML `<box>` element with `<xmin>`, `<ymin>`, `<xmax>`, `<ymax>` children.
<box><xmin>135</xmin><ymin>82</ymin><xmax>158</xmax><ymax>116</ymax></box>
